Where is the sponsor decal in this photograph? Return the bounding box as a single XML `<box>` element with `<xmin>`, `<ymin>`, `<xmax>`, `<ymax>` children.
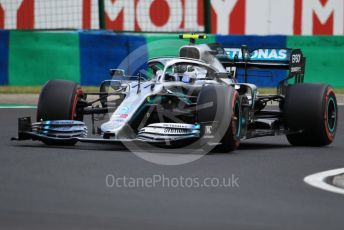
<box><xmin>225</xmin><ymin>48</ymin><xmax>289</xmax><ymax>61</ymax></box>
<box><xmin>164</xmin><ymin>128</ymin><xmax>189</xmax><ymax>134</ymax></box>
<box><xmin>120</xmin><ymin>114</ymin><xmax>128</xmax><ymax>119</ymax></box>
<box><xmin>291</xmin><ymin>54</ymin><xmax>301</xmax><ymax>64</ymax></box>
<box><xmin>119</xmin><ymin>106</ymin><xmax>131</xmax><ymax>113</ymax></box>
<box><xmin>114</xmin><ymin>106</ymin><xmax>131</xmax><ymax>119</ymax></box>
<box><xmin>205</xmin><ymin>125</ymin><xmax>213</xmax><ymax>134</ymax></box>
<box><xmin>140</xmin><ymin>126</ymin><xmax>200</xmax><ymax>135</ymax></box>
<box><xmin>41</xmin><ymin>120</ymin><xmax>85</xmax><ymax>126</ymax></box>
<box><xmin>290</xmin><ymin>66</ymin><xmax>302</xmax><ymax>73</ymax></box>
<box><xmin>150</xmin><ymin>123</ymin><xmax>187</xmax><ymax>128</ymax></box>
<box><xmin>1</xmin><ymin>0</ymin><xmax>342</xmax><ymax>35</ymax></box>
<box><xmin>148</xmin><ymin>123</ymin><xmax>201</xmax><ymax>130</ymax></box>
<box><xmin>251</xmin><ymin>49</ymin><xmax>288</xmax><ymax>61</ymax></box>
<box><xmin>225</xmin><ymin>48</ymin><xmax>242</xmax><ymax>59</ymax></box>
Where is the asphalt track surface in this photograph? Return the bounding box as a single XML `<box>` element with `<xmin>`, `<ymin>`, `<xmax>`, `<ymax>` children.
<box><xmin>1</xmin><ymin>108</ymin><xmax>344</xmax><ymax>230</ymax></box>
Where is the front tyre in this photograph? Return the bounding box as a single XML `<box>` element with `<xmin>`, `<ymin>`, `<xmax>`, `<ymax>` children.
<box><xmin>36</xmin><ymin>80</ymin><xmax>83</xmax><ymax>146</ymax></box>
<box><xmin>37</xmin><ymin>80</ymin><xmax>83</xmax><ymax>122</ymax></box>
<box><xmin>196</xmin><ymin>85</ymin><xmax>242</xmax><ymax>152</ymax></box>
<box><xmin>284</xmin><ymin>83</ymin><xmax>337</xmax><ymax>146</ymax></box>
<box><xmin>216</xmin><ymin>90</ymin><xmax>241</xmax><ymax>152</ymax></box>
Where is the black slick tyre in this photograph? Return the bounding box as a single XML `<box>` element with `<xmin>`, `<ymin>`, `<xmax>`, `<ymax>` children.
<box><xmin>284</xmin><ymin>83</ymin><xmax>337</xmax><ymax>146</ymax></box>
<box><xmin>196</xmin><ymin>85</ymin><xmax>242</xmax><ymax>152</ymax></box>
<box><xmin>36</xmin><ymin>80</ymin><xmax>83</xmax><ymax>145</ymax></box>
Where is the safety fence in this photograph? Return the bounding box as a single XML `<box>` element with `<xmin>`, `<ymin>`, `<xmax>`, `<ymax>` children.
<box><xmin>0</xmin><ymin>31</ymin><xmax>343</xmax><ymax>87</ymax></box>
<box><xmin>1</xmin><ymin>0</ymin><xmax>343</xmax><ymax>35</ymax></box>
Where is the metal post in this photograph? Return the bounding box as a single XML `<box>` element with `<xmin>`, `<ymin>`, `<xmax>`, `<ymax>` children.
<box><xmin>204</xmin><ymin>0</ymin><xmax>211</xmax><ymax>33</ymax></box>
<box><xmin>98</xmin><ymin>0</ymin><xmax>105</xmax><ymax>29</ymax></box>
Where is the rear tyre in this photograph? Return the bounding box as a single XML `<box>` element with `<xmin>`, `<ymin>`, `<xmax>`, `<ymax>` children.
<box><xmin>196</xmin><ymin>85</ymin><xmax>241</xmax><ymax>152</ymax></box>
<box><xmin>284</xmin><ymin>83</ymin><xmax>337</xmax><ymax>146</ymax></box>
<box><xmin>37</xmin><ymin>80</ymin><xmax>83</xmax><ymax>145</ymax></box>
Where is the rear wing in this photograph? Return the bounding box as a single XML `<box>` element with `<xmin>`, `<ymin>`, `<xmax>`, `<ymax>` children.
<box><xmin>216</xmin><ymin>47</ymin><xmax>306</xmax><ymax>85</ymax></box>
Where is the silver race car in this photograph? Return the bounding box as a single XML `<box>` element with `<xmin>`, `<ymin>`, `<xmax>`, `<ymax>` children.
<box><xmin>13</xmin><ymin>34</ymin><xmax>338</xmax><ymax>152</ymax></box>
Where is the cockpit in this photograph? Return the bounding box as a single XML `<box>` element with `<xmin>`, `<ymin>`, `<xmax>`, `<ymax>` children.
<box><xmin>147</xmin><ymin>58</ymin><xmax>217</xmax><ymax>83</ymax></box>
<box><xmin>162</xmin><ymin>63</ymin><xmax>210</xmax><ymax>83</ymax></box>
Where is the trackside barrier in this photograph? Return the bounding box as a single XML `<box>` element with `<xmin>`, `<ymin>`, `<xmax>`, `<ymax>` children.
<box><xmin>0</xmin><ymin>31</ymin><xmax>343</xmax><ymax>87</ymax></box>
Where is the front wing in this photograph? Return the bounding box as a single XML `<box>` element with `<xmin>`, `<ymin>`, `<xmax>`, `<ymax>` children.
<box><xmin>11</xmin><ymin>117</ymin><xmax>201</xmax><ymax>146</ymax></box>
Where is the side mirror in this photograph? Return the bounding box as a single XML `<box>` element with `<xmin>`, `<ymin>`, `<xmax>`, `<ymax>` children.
<box><xmin>150</xmin><ymin>81</ymin><xmax>156</xmax><ymax>91</ymax></box>
<box><xmin>109</xmin><ymin>69</ymin><xmax>125</xmax><ymax>77</ymax></box>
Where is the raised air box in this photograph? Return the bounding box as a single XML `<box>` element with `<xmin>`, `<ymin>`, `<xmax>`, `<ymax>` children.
<box><xmin>179</xmin><ymin>46</ymin><xmax>201</xmax><ymax>60</ymax></box>
<box><xmin>178</xmin><ymin>34</ymin><xmax>208</xmax><ymax>61</ymax></box>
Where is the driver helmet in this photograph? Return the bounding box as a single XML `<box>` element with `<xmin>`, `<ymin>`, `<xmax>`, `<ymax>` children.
<box><xmin>181</xmin><ymin>65</ymin><xmax>197</xmax><ymax>83</ymax></box>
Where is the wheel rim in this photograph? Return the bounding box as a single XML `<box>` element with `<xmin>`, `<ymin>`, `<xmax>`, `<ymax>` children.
<box><xmin>233</xmin><ymin>100</ymin><xmax>241</xmax><ymax>137</ymax></box>
<box><xmin>327</xmin><ymin>97</ymin><xmax>337</xmax><ymax>134</ymax></box>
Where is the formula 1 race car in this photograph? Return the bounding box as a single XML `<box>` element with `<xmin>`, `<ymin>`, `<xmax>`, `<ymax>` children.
<box><xmin>13</xmin><ymin>34</ymin><xmax>338</xmax><ymax>152</ymax></box>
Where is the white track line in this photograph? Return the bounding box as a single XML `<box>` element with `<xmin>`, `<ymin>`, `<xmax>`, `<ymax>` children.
<box><xmin>304</xmin><ymin>168</ymin><xmax>344</xmax><ymax>195</ymax></box>
<box><xmin>0</xmin><ymin>106</ymin><xmax>37</xmax><ymax>109</ymax></box>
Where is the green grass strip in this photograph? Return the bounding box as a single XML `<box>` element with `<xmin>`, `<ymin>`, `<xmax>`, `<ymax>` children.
<box><xmin>0</xmin><ymin>86</ymin><xmax>99</xmax><ymax>94</ymax></box>
<box><xmin>1</xmin><ymin>86</ymin><xmax>344</xmax><ymax>94</ymax></box>
<box><xmin>0</xmin><ymin>104</ymin><xmax>37</xmax><ymax>108</ymax></box>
